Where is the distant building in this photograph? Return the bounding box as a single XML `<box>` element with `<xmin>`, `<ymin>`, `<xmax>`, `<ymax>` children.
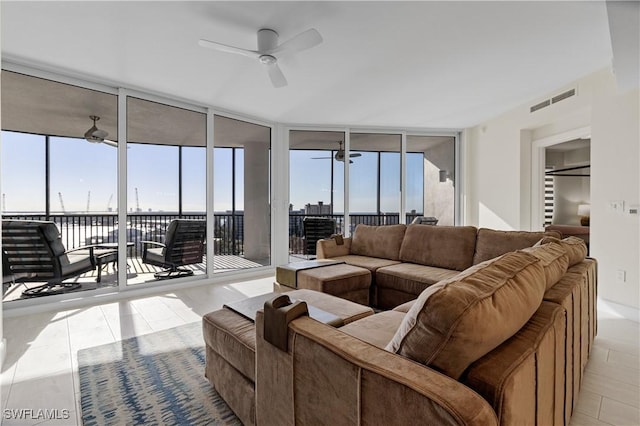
<box><xmin>304</xmin><ymin>201</ymin><xmax>332</xmax><ymax>215</ymax></box>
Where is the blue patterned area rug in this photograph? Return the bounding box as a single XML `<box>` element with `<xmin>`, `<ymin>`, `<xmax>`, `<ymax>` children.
<box><xmin>78</xmin><ymin>322</ymin><xmax>241</xmax><ymax>425</ymax></box>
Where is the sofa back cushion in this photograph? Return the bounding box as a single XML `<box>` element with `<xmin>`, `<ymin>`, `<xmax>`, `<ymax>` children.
<box><xmin>521</xmin><ymin>242</ymin><xmax>569</xmax><ymax>290</ymax></box>
<box><xmin>472</xmin><ymin>228</ymin><xmax>560</xmax><ymax>265</ymax></box>
<box><xmin>399</xmin><ymin>225</ymin><xmax>477</xmax><ymax>271</ymax></box>
<box><xmin>350</xmin><ymin>224</ymin><xmax>406</xmax><ymax>261</ymax></box>
<box><xmin>539</xmin><ymin>236</ymin><xmax>588</xmax><ymax>266</ymax></box>
<box><xmin>386</xmin><ymin>251</ymin><xmax>545</xmax><ymax>379</ymax></box>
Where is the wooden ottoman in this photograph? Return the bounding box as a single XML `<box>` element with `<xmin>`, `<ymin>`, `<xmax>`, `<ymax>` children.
<box><xmin>202</xmin><ymin>289</ymin><xmax>374</xmax><ymax>426</ymax></box>
<box><xmin>295</xmin><ymin>263</ymin><xmax>372</xmax><ymax>305</ymax></box>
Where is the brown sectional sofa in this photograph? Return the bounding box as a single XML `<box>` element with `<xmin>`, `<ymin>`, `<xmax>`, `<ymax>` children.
<box><xmin>254</xmin><ymin>225</ymin><xmax>596</xmax><ymax>425</ymax></box>
<box><xmin>317</xmin><ymin>224</ymin><xmax>561</xmax><ymax>309</ymax></box>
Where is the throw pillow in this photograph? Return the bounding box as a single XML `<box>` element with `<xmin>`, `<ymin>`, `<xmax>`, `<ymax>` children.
<box><xmin>385</xmin><ymin>251</ymin><xmax>545</xmax><ymax>380</ymax></box>
<box><xmin>538</xmin><ymin>236</ymin><xmax>587</xmax><ymax>266</ymax></box>
<box><xmin>521</xmin><ymin>241</ymin><xmax>569</xmax><ymax>290</ymax></box>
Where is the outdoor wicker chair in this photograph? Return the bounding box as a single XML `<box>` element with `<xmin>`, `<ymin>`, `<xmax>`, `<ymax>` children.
<box><xmin>2</xmin><ymin>220</ymin><xmax>96</xmax><ymax>297</ymax></box>
<box><xmin>141</xmin><ymin>219</ymin><xmax>206</xmax><ymax>279</ymax></box>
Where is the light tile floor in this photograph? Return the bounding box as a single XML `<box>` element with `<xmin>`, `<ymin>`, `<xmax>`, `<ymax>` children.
<box><xmin>0</xmin><ymin>277</ymin><xmax>638</xmax><ymax>425</ymax></box>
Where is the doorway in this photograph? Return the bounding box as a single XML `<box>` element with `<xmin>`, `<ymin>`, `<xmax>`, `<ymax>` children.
<box><xmin>531</xmin><ymin>127</ymin><xmax>591</xmax><ymax>249</ymax></box>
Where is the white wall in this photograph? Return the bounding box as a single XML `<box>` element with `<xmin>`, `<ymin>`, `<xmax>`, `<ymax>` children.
<box><xmin>590</xmin><ymin>86</ymin><xmax>639</xmax><ymax>316</ymax></box>
<box><xmin>465</xmin><ymin>67</ymin><xmax>640</xmax><ymax>316</ymax></box>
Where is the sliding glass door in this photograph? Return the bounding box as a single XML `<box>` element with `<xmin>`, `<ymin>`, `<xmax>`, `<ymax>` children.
<box><xmin>213</xmin><ymin>115</ymin><xmax>271</xmax><ymax>272</ymax></box>
<box><xmin>289</xmin><ymin>130</ymin><xmax>345</xmax><ymax>260</ymax></box>
<box><xmin>407</xmin><ymin>135</ymin><xmax>456</xmax><ymax>226</ymax></box>
<box><xmin>126</xmin><ymin>97</ymin><xmax>207</xmax><ymax>285</ymax></box>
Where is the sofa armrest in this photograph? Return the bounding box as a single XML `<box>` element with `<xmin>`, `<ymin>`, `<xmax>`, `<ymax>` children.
<box><xmin>256</xmin><ymin>312</ymin><xmax>497</xmax><ymax>426</ymax></box>
<box><xmin>316</xmin><ymin>237</ymin><xmax>352</xmax><ymax>259</ymax></box>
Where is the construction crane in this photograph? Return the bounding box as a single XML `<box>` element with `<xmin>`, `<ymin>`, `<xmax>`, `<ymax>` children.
<box><xmin>106</xmin><ymin>194</ymin><xmax>114</xmax><ymax>212</ymax></box>
<box><xmin>58</xmin><ymin>192</ymin><xmax>66</xmax><ymax>213</ymax></box>
<box><xmin>135</xmin><ymin>187</ymin><xmax>141</xmax><ymax>212</ymax></box>
<box><xmin>86</xmin><ymin>191</ymin><xmax>91</xmax><ymax>213</ymax></box>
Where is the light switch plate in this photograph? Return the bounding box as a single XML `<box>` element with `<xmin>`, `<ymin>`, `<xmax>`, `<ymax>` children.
<box><xmin>609</xmin><ymin>200</ymin><xmax>625</xmax><ymax>212</ymax></box>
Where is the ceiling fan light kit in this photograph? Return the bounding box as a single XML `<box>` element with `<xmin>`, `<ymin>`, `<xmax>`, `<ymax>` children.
<box><xmin>198</xmin><ymin>27</ymin><xmax>323</xmax><ymax>88</ymax></box>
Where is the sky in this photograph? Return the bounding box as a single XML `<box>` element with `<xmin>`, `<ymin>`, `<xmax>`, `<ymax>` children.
<box><xmin>1</xmin><ymin>131</ymin><xmax>425</xmax><ymax>215</ymax></box>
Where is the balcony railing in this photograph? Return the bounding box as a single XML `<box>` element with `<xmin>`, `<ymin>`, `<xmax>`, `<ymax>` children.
<box><xmin>288</xmin><ymin>213</ymin><xmax>422</xmax><ymax>255</ymax></box>
<box><xmin>1</xmin><ymin>213</ymin><xmax>242</xmax><ymax>258</ymax></box>
<box><xmin>2</xmin><ymin>212</ymin><xmax>422</xmax><ymax>258</ymax></box>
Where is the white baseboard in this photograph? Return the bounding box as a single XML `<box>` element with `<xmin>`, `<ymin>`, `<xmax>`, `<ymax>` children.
<box><xmin>599</xmin><ymin>297</ymin><xmax>640</xmax><ymax>323</ymax></box>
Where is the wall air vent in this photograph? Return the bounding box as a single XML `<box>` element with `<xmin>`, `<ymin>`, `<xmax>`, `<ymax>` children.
<box><xmin>530</xmin><ymin>99</ymin><xmax>551</xmax><ymax>113</ymax></box>
<box><xmin>551</xmin><ymin>88</ymin><xmax>576</xmax><ymax>104</ymax></box>
<box><xmin>530</xmin><ymin>87</ymin><xmax>577</xmax><ymax>113</ymax></box>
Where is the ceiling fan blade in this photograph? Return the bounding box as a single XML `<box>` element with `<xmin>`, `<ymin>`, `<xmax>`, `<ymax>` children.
<box><xmin>102</xmin><ymin>139</ymin><xmax>118</xmax><ymax>148</ymax></box>
<box><xmin>349</xmin><ymin>153</ymin><xmax>362</xmax><ymax>158</ymax></box>
<box><xmin>270</xmin><ymin>28</ymin><xmax>322</xmax><ymax>56</ymax></box>
<box><xmin>267</xmin><ymin>63</ymin><xmax>287</xmax><ymax>88</ymax></box>
<box><xmin>198</xmin><ymin>38</ymin><xmax>260</xmax><ymax>59</ymax></box>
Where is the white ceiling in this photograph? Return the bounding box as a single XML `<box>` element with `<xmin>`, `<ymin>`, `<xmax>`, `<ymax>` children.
<box><xmin>1</xmin><ymin>1</ymin><xmax>613</xmax><ymax>129</ymax></box>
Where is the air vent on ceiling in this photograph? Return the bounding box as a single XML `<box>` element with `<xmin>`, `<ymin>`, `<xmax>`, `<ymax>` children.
<box><xmin>551</xmin><ymin>89</ymin><xmax>576</xmax><ymax>104</ymax></box>
<box><xmin>530</xmin><ymin>87</ymin><xmax>577</xmax><ymax>113</ymax></box>
<box><xmin>530</xmin><ymin>99</ymin><xmax>551</xmax><ymax>113</ymax></box>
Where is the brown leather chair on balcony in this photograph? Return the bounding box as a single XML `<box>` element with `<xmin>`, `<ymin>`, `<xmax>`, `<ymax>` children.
<box><xmin>2</xmin><ymin>220</ymin><xmax>96</xmax><ymax>297</ymax></box>
<box><xmin>141</xmin><ymin>219</ymin><xmax>206</xmax><ymax>279</ymax></box>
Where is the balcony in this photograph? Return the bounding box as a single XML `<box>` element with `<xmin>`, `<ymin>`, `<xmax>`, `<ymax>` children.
<box><xmin>2</xmin><ymin>212</ymin><xmax>420</xmax><ymax>301</ymax></box>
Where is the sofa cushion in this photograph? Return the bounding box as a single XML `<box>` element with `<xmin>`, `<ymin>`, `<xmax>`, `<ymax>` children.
<box><xmin>339</xmin><ymin>311</ymin><xmax>406</xmax><ymax>349</ymax></box>
<box><xmin>376</xmin><ymin>263</ymin><xmax>460</xmax><ymax>296</ymax></box>
<box><xmin>539</xmin><ymin>236</ymin><xmax>587</xmax><ymax>267</ymax></box>
<box><xmin>203</xmin><ymin>308</ymin><xmax>257</xmax><ymax>382</ymax></box>
<box><xmin>350</xmin><ymin>224</ymin><xmax>406</xmax><ymax>261</ymax></box>
<box><xmin>462</xmin><ymin>302</ymin><xmax>566</xmax><ymax>426</ymax></box>
<box><xmin>521</xmin><ymin>242</ymin><xmax>569</xmax><ymax>290</ymax></box>
<box><xmin>386</xmin><ymin>251</ymin><xmax>546</xmax><ymax>380</ymax></box>
<box><xmin>392</xmin><ymin>299</ymin><xmax>416</xmax><ymax>313</ymax></box>
<box><xmin>472</xmin><ymin>228</ymin><xmax>559</xmax><ymax>265</ymax></box>
<box><xmin>399</xmin><ymin>225</ymin><xmax>477</xmax><ymax>271</ymax></box>
<box><xmin>331</xmin><ymin>255</ymin><xmax>401</xmax><ymax>273</ymax></box>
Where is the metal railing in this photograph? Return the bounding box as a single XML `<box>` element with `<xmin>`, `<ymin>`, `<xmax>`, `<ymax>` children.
<box><xmin>1</xmin><ymin>213</ymin><xmax>244</xmax><ymax>258</ymax></box>
<box><xmin>3</xmin><ymin>212</ymin><xmax>422</xmax><ymax>258</ymax></box>
<box><xmin>288</xmin><ymin>213</ymin><xmax>422</xmax><ymax>255</ymax></box>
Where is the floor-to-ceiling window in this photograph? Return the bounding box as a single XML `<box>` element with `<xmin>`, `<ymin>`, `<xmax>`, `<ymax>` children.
<box><xmin>289</xmin><ymin>130</ymin><xmax>346</xmax><ymax>259</ymax></box>
<box><xmin>349</xmin><ymin>133</ymin><xmax>402</xmax><ymax>229</ymax></box>
<box><xmin>407</xmin><ymin>135</ymin><xmax>456</xmax><ymax>226</ymax></box>
<box><xmin>213</xmin><ymin>115</ymin><xmax>271</xmax><ymax>271</ymax></box>
<box><xmin>125</xmin><ymin>97</ymin><xmax>207</xmax><ymax>285</ymax></box>
<box><xmin>288</xmin><ymin>130</ymin><xmax>458</xmax><ymax>259</ymax></box>
<box><xmin>1</xmin><ymin>67</ymin><xmax>459</xmax><ymax>307</ymax></box>
<box><xmin>1</xmin><ymin>70</ymin><xmax>119</xmax><ymax>300</ymax></box>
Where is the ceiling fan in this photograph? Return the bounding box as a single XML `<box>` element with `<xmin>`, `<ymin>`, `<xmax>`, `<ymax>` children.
<box><xmin>84</xmin><ymin>116</ymin><xmax>117</xmax><ymax>147</ymax></box>
<box><xmin>198</xmin><ymin>28</ymin><xmax>323</xmax><ymax>88</ymax></box>
<box><xmin>311</xmin><ymin>141</ymin><xmax>362</xmax><ymax>163</ymax></box>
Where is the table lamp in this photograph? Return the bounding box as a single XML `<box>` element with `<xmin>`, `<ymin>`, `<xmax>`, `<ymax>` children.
<box><xmin>578</xmin><ymin>204</ymin><xmax>590</xmax><ymax>226</ymax></box>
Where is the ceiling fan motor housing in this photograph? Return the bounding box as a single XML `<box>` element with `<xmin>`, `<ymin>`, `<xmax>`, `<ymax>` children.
<box><xmin>257</xmin><ymin>29</ymin><xmax>278</xmax><ymax>52</ymax></box>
